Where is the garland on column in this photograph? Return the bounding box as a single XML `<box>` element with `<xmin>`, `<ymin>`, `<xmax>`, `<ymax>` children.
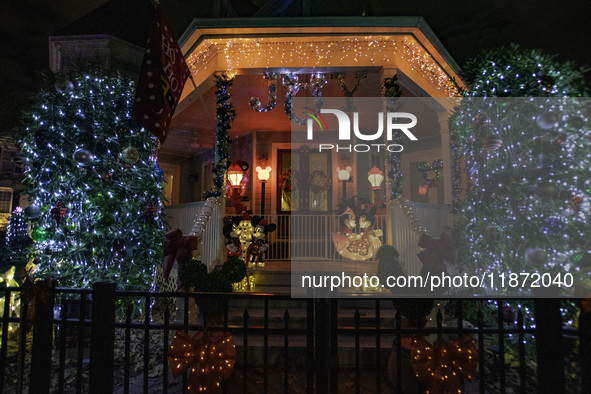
<box><xmin>383</xmin><ymin>75</ymin><xmax>404</xmax><ymax>199</ymax></box>
<box><xmin>206</xmin><ymin>74</ymin><xmax>235</xmax><ymax>198</ymax></box>
<box><xmin>450</xmin><ymin>130</ymin><xmax>464</xmax><ymax>213</ymax></box>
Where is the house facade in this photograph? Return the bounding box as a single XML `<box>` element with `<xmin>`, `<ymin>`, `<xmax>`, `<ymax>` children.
<box><xmin>48</xmin><ymin>12</ymin><xmax>465</xmax><ymax>274</ymax></box>
<box><xmin>166</xmin><ymin>17</ymin><xmax>463</xmax><ymax>210</ymax></box>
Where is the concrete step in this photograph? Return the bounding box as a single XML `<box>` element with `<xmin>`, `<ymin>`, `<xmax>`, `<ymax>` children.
<box><xmin>225</xmin><ymin>306</ymin><xmax>398</xmax><ymax>328</ymax></box>
<box><xmin>232</xmin><ymin>333</ymin><xmax>394</xmax><ymax>366</ymax></box>
<box><xmin>252</xmin><ymin>268</ymin><xmax>291</xmax><ymax>286</ymax></box>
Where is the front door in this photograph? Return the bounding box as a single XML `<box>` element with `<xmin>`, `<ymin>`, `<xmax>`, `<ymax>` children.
<box><xmin>277</xmin><ymin>148</ymin><xmax>332</xmax><ymax>214</ymax></box>
<box><xmin>276</xmin><ymin>148</ymin><xmax>332</xmax><ymax>260</ymax></box>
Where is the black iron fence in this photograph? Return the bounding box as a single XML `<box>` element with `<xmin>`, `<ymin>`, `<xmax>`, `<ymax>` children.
<box><xmin>1</xmin><ymin>282</ymin><xmax>589</xmax><ymax>393</ymax></box>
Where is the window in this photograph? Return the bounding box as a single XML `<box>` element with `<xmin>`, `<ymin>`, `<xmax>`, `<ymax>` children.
<box><xmin>0</xmin><ymin>187</ymin><xmax>13</xmax><ymax>231</ymax></box>
<box><xmin>0</xmin><ymin>188</ymin><xmax>13</xmax><ymax>214</ymax></box>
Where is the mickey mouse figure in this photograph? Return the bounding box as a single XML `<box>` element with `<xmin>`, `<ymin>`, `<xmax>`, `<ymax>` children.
<box><xmin>248</xmin><ymin>217</ymin><xmax>277</xmax><ymax>267</ymax></box>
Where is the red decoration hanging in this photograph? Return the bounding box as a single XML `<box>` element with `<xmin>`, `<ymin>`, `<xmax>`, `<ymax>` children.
<box><xmin>162</xmin><ymin>229</ymin><xmax>199</xmax><ymax>280</ymax></box>
<box><xmin>569</xmin><ymin>195</ymin><xmax>583</xmax><ymax>212</ymax></box>
<box><xmin>145</xmin><ymin>200</ymin><xmax>157</xmax><ymax>220</ymax></box>
<box><xmin>50</xmin><ymin>201</ymin><xmax>68</xmax><ymax>225</ymax></box>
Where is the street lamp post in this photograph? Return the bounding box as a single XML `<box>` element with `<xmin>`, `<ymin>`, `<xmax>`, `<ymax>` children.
<box><xmin>256</xmin><ymin>163</ymin><xmax>271</xmax><ymax>215</ymax></box>
<box><xmin>337</xmin><ymin>166</ymin><xmax>352</xmax><ymax>201</ymax></box>
<box><xmin>367</xmin><ymin>165</ymin><xmax>385</xmax><ymax>208</ymax></box>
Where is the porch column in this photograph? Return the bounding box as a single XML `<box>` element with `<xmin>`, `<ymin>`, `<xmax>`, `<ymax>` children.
<box><xmin>438</xmin><ymin>112</ymin><xmax>453</xmax><ymax>206</ymax></box>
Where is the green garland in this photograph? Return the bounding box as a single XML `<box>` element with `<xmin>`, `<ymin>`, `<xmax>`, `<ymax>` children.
<box><xmin>450</xmin><ymin>130</ymin><xmax>463</xmax><ymax>213</ymax></box>
<box><xmin>383</xmin><ymin>75</ymin><xmax>404</xmax><ymax>199</ymax></box>
<box><xmin>206</xmin><ymin>74</ymin><xmax>235</xmax><ymax>198</ymax></box>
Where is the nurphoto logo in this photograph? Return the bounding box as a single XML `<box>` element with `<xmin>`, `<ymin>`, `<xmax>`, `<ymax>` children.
<box><xmin>305</xmin><ymin>108</ymin><xmax>419</xmax><ymax>152</ymax></box>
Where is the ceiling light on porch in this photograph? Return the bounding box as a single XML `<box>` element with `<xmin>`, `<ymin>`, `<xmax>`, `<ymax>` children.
<box><xmin>367</xmin><ymin>166</ymin><xmax>384</xmax><ymax>189</ymax></box>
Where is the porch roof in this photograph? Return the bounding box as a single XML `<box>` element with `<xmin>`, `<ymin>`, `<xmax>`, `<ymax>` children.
<box><xmin>164</xmin><ymin>17</ymin><xmax>463</xmax><ymax>157</ymax></box>
<box><xmin>179</xmin><ymin>16</ymin><xmax>462</xmax><ymax>96</ymax></box>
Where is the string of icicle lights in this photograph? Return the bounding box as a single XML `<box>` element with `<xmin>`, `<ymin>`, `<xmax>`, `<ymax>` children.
<box><xmin>186</xmin><ymin>37</ymin><xmax>460</xmax><ymax>97</ymax></box>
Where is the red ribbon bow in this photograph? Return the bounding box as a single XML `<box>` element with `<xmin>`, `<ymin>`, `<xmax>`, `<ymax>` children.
<box><xmin>168</xmin><ymin>331</ymin><xmax>237</xmax><ymax>394</ymax></box>
<box><xmin>417</xmin><ymin>232</ymin><xmax>457</xmax><ymax>275</ymax></box>
<box><xmin>162</xmin><ymin>229</ymin><xmax>199</xmax><ymax>280</ymax></box>
<box><xmin>410</xmin><ymin>335</ymin><xmax>479</xmax><ymax>394</ymax></box>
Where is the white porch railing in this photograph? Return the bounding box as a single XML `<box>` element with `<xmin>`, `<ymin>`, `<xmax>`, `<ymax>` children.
<box><xmin>264</xmin><ymin>214</ymin><xmax>386</xmax><ymax>261</ymax></box>
<box><xmin>163</xmin><ymin>202</ymin><xmax>454</xmax><ymax>274</ymax></box>
<box><xmin>162</xmin><ymin>202</ymin><xmax>204</xmax><ymax>235</ymax></box>
<box><xmin>390</xmin><ymin>202</ymin><xmax>455</xmax><ymax>276</ymax></box>
<box><xmin>162</xmin><ymin>200</ymin><xmax>225</xmax><ymax>269</ymax></box>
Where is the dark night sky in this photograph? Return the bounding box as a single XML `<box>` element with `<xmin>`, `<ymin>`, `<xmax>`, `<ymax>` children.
<box><xmin>1</xmin><ymin>0</ymin><xmax>590</xmax><ymax>136</ymax></box>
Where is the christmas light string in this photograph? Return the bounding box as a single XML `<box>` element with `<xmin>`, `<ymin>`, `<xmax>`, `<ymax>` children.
<box><xmin>186</xmin><ymin>37</ymin><xmax>460</xmax><ymax>97</ymax></box>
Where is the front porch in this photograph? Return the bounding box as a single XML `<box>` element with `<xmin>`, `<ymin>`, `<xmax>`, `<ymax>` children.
<box><xmin>163</xmin><ymin>199</ymin><xmax>454</xmax><ymax>282</ymax></box>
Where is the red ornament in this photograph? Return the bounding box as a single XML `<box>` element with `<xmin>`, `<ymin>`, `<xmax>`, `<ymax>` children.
<box><xmin>482</xmin><ymin>135</ymin><xmax>503</xmax><ymax>151</ymax></box>
<box><xmin>145</xmin><ymin>200</ymin><xmax>157</xmax><ymax>220</ymax></box>
<box><xmin>569</xmin><ymin>195</ymin><xmax>583</xmax><ymax>212</ymax></box>
<box><xmin>474</xmin><ymin>115</ymin><xmax>491</xmax><ymax>129</ymax></box>
<box><xmin>50</xmin><ymin>201</ymin><xmax>68</xmax><ymax>225</ymax></box>
<box><xmin>555</xmin><ymin>133</ymin><xmax>567</xmax><ymax>145</ymax></box>
<box><xmin>502</xmin><ymin>306</ymin><xmax>516</xmax><ymax>323</ymax></box>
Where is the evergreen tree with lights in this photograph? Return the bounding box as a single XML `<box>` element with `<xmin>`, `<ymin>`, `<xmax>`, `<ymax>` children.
<box><xmin>18</xmin><ymin>63</ymin><xmax>166</xmax><ymax>290</ymax></box>
<box><xmin>5</xmin><ymin>207</ymin><xmax>32</xmax><ymax>274</ymax></box>
<box><xmin>451</xmin><ymin>44</ymin><xmax>590</xmax><ymax>392</ymax></box>
<box><xmin>451</xmin><ymin>44</ymin><xmax>590</xmax><ymax>294</ymax></box>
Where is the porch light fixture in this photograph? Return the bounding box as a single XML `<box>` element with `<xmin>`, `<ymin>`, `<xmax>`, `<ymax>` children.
<box><xmin>256</xmin><ymin>157</ymin><xmax>272</xmax><ymax>215</ymax></box>
<box><xmin>367</xmin><ymin>166</ymin><xmax>384</xmax><ymax>189</ymax></box>
<box><xmin>227</xmin><ymin>162</ymin><xmax>246</xmax><ymax>213</ymax></box>
<box><xmin>337</xmin><ymin>166</ymin><xmax>352</xmax><ymax>200</ymax></box>
<box><xmin>256</xmin><ymin>165</ymin><xmax>272</xmax><ymax>182</ymax></box>
<box><xmin>367</xmin><ymin>166</ymin><xmax>384</xmax><ymax>208</ymax></box>
<box><xmin>227</xmin><ymin>162</ymin><xmax>244</xmax><ymax>187</ymax></box>
<box><xmin>337</xmin><ymin>166</ymin><xmax>352</xmax><ymax>182</ymax></box>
